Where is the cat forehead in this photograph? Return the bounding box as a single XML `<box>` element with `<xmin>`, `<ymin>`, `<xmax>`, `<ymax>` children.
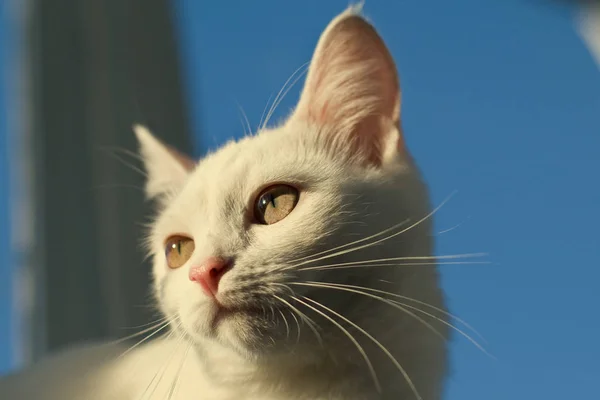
<box><xmin>154</xmin><ymin>125</ymin><xmax>350</xmax><ymax>236</ymax></box>
<box><xmin>189</xmin><ymin>124</ymin><xmax>342</xmax><ymax>191</ymax></box>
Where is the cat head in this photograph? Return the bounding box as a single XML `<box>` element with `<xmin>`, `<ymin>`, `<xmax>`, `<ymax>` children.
<box><xmin>136</xmin><ymin>6</ymin><xmax>435</xmax><ymax>365</ymax></box>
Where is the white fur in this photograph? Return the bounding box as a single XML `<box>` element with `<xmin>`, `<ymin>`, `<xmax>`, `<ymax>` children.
<box><xmin>0</xmin><ymin>6</ymin><xmax>448</xmax><ymax>400</ymax></box>
<box><xmin>578</xmin><ymin>3</ymin><xmax>600</xmax><ymax>68</ymax></box>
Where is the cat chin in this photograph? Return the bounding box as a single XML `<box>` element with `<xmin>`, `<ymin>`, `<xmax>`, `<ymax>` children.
<box><xmin>177</xmin><ymin>301</ymin><xmax>288</xmax><ymax>356</ymax></box>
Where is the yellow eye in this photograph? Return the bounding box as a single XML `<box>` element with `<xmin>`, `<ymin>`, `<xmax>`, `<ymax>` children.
<box><xmin>164</xmin><ymin>236</ymin><xmax>195</xmax><ymax>269</ymax></box>
<box><xmin>254</xmin><ymin>185</ymin><xmax>299</xmax><ymax>225</ymax></box>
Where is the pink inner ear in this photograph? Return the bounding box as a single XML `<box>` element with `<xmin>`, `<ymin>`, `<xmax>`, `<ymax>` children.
<box><xmin>291</xmin><ymin>13</ymin><xmax>403</xmax><ymax>166</ymax></box>
<box><xmin>167</xmin><ymin>145</ymin><xmax>196</xmax><ymax>172</ymax></box>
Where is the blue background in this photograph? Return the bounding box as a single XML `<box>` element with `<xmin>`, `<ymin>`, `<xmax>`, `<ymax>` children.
<box><xmin>1</xmin><ymin>0</ymin><xmax>599</xmax><ymax>398</ymax></box>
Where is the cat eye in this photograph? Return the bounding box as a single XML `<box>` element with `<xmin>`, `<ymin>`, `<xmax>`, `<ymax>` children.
<box><xmin>164</xmin><ymin>235</ymin><xmax>195</xmax><ymax>269</ymax></box>
<box><xmin>254</xmin><ymin>184</ymin><xmax>299</xmax><ymax>225</ymax></box>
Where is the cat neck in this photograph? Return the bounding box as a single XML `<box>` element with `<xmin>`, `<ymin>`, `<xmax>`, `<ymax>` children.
<box><xmin>187</xmin><ymin>336</ymin><xmax>370</xmax><ymax>398</ymax></box>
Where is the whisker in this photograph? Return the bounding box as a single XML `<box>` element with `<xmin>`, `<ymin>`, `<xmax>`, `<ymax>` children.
<box><xmin>108</xmin><ymin>319</ymin><xmax>171</xmax><ymax>349</ymax></box>
<box><xmin>300</xmin><ymin>296</ymin><xmax>422</xmax><ymax>400</ymax></box>
<box><xmin>287</xmin><ymin>192</ymin><xmax>458</xmax><ymax>270</ymax></box>
<box><xmin>269</xmin><ymin>305</ymin><xmax>276</xmax><ymax>323</ymax></box>
<box><xmin>102</xmin><ymin>318</ymin><xmax>176</xmax><ymax>398</ymax></box>
<box><xmin>436</xmin><ymin>216</ymin><xmax>470</xmax><ymax>235</ymax></box>
<box><xmin>166</xmin><ymin>342</ymin><xmax>192</xmax><ymax>400</ymax></box>
<box><xmin>278</xmin><ymin>309</ymin><xmax>291</xmax><ymax>340</ymax></box>
<box><xmin>290</xmin><ymin>296</ymin><xmax>381</xmax><ymax>394</ymax></box>
<box><xmin>261</xmin><ymin>61</ymin><xmax>310</xmax><ymax>130</ymax></box>
<box><xmin>299</xmin><ymin>257</ymin><xmax>490</xmax><ymax>272</ymax></box>
<box><xmin>299</xmin><ymin>281</ymin><xmax>490</xmax><ymax>351</ymax></box>
<box><xmin>137</xmin><ymin>328</ymin><xmax>184</xmax><ymax>400</ymax></box>
<box><xmin>290</xmin><ymin>282</ymin><xmax>445</xmax><ymax>342</ymax></box>
<box><xmin>300</xmin><ymin>261</ymin><xmax>488</xmax><ymax>272</ymax></box>
<box><xmin>388</xmin><ymin>299</ymin><xmax>494</xmax><ymax>358</ymax></box>
<box><xmin>289</xmin><ymin>308</ymin><xmax>301</xmax><ymax>345</ymax></box>
<box><xmin>258</xmin><ymin>92</ymin><xmax>274</xmax><ymax>131</ymax></box>
<box><xmin>117</xmin><ymin>316</ymin><xmax>171</xmax><ymax>332</ymax></box>
<box><xmin>269</xmin><ymin>281</ymin><xmax>296</xmax><ymax>297</ymax></box>
<box><xmin>286</xmin><ymin>219</ymin><xmax>410</xmax><ymax>266</ymax></box>
<box><xmin>309</xmin><ymin>281</ymin><xmax>486</xmax><ymax>342</ymax></box>
<box><xmin>236</xmin><ymin>102</ymin><xmax>253</xmax><ymax>137</ymax></box>
<box><xmin>96</xmin><ymin>145</ymin><xmax>146</xmax><ymax>162</ymax></box>
<box><xmin>272</xmin><ymin>294</ymin><xmax>323</xmax><ymax>347</ymax></box>
<box><xmin>118</xmin><ymin>319</ymin><xmax>173</xmax><ymax>359</ymax></box>
<box><xmin>97</xmin><ymin>147</ymin><xmax>148</xmax><ymax>178</ymax></box>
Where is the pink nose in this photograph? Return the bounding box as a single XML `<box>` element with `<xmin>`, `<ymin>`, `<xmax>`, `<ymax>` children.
<box><xmin>188</xmin><ymin>257</ymin><xmax>231</xmax><ymax>296</ymax></box>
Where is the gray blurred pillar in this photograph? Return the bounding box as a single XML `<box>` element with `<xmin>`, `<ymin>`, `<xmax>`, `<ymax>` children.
<box><xmin>30</xmin><ymin>0</ymin><xmax>193</xmax><ymax>358</ymax></box>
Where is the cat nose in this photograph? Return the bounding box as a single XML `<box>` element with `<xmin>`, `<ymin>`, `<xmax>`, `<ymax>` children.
<box><xmin>188</xmin><ymin>257</ymin><xmax>231</xmax><ymax>296</ymax></box>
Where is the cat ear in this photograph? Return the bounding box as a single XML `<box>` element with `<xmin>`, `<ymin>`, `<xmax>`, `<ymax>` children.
<box><xmin>290</xmin><ymin>5</ymin><xmax>405</xmax><ymax>166</ymax></box>
<box><xmin>133</xmin><ymin>124</ymin><xmax>195</xmax><ymax>200</ymax></box>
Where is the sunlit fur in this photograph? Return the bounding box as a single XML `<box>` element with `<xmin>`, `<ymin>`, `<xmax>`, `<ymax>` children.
<box><xmin>578</xmin><ymin>3</ymin><xmax>600</xmax><ymax>67</ymax></box>
<box><xmin>0</xmin><ymin>5</ymin><xmax>450</xmax><ymax>400</ymax></box>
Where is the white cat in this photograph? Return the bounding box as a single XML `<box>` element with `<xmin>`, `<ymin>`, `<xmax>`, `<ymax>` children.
<box><xmin>0</xmin><ymin>5</ymin><xmax>451</xmax><ymax>399</ymax></box>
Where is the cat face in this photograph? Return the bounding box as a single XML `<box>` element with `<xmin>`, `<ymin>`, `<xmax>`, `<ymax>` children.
<box><xmin>137</xmin><ymin>6</ymin><xmax>435</xmax><ymax>363</ymax></box>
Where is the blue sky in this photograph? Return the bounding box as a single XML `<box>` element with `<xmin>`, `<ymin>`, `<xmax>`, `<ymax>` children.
<box><xmin>173</xmin><ymin>0</ymin><xmax>600</xmax><ymax>399</ymax></box>
<box><xmin>0</xmin><ymin>0</ymin><xmax>598</xmax><ymax>398</ymax></box>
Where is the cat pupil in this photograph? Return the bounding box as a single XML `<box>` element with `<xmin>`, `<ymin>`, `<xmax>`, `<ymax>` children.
<box><xmin>259</xmin><ymin>194</ymin><xmax>273</xmax><ymax>211</ymax></box>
